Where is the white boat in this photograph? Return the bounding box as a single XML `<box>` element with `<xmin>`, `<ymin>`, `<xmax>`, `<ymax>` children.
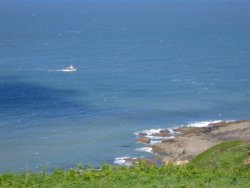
<box><xmin>62</xmin><ymin>65</ymin><xmax>77</xmax><ymax>72</ymax></box>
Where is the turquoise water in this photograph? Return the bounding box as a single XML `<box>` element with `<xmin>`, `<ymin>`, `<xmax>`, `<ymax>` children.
<box><xmin>0</xmin><ymin>0</ymin><xmax>250</xmax><ymax>172</ymax></box>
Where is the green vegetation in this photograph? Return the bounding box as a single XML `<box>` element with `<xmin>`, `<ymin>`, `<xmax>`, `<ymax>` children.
<box><xmin>190</xmin><ymin>140</ymin><xmax>249</xmax><ymax>170</ymax></box>
<box><xmin>0</xmin><ymin>141</ymin><xmax>249</xmax><ymax>188</ymax></box>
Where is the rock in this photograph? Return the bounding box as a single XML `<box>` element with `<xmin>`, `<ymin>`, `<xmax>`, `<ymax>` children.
<box><xmin>152</xmin><ymin>132</ymin><xmax>220</xmax><ymax>163</ymax></box>
<box><xmin>151</xmin><ymin>120</ymin><xmax>250</xmax><ymax>165</ymax></box>
<box><xmin>174</xmin><ymin>160</ymin><xmax>189</xmax><ymax>166</ymax></box>
<box><xmin>210</xmin><ymin>121</ymin><xmax>230</xmax><ymax>127</ymax></box>
<box><xmin>161</xmin><ymin>157</ymin><xmax>189</xmax><ymax>166</ymax></box>
<box><xmin>137</xmin><ymin>137</ymin><xmax>150</xmax><ymax>144</ymax></box>
<box><xmin>161</xmin><ymin>157</ymin><xmax>173</xmax><ymax>166</ymax></box>
<box><xmin>162</xmin><ymin>138</ymin><xmax>175</xmax><ymax>143</ymax></box>
<box><xmin>152</xmin><ymin>129</ymin><xmax>171</xmax><ymax>137</ymax></box>
<box><xmin>136</xmin><ymin>158</ymin><xmax>156</xmax><ymax>166</ymax></box>
<box><xmin>125</xmin><ymin>157</ymin><xmax>138</xmax><ymax>163</ymax></box>
<box><xmin>138</xmin><ymin>132</ymin><xmax>147</xmax><ymax>136</ymax></box>
<box><xmin>174</xmin><ymin>127</ymin><xmax>215</xmax><ymax>136</ymax></box>
<box><xmin>123</xmin><ymin>158</ymin><xmax>156</xmax><ymax>166</ymax></box>
<box><xmin>244</xmin><ymin>156</ymin><xmax>250</xmax><ymax>165</ymax></box>
<box><xmin>152</xmin><ymin>143</ymin><xmax>166</xmax><ymax>154</ymax></box>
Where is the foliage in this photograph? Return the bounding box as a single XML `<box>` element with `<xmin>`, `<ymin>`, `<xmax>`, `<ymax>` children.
<box><xmin>190</xmin><ymin>140</ymin><xmax>249</xmax><ymax>170</ymax></box>
<box><xmin>0</xmin><ymin>141</ymin><xmax>249</xmax><ymax>188</ymax></box>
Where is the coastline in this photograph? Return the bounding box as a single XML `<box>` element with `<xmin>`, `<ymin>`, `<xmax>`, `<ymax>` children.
<box><xmin>133</xmin><ymin>120</ymin><xmax>250</xmax><ymax>166</ymax></box>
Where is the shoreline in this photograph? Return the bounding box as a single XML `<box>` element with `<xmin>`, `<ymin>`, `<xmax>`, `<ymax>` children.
<box><xmin>133</xmin><ymin>120</ymin><xmax>250</xmax><ymax>166</ymax></box>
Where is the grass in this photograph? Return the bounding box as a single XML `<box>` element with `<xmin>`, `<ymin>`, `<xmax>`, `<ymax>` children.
<box><xmin>190</xmin><ymin>140</ymin><xmax>249</xmax><ymax>170</ymax></box>
<box><xmin>0</xmin><ymin>140</ymin><xmax>249</xmax><ymax>188</ymax></box>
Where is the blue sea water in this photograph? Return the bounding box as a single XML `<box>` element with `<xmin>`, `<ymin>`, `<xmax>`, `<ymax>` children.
<box><xmin>0</xmin><ymin>0</ymin><xmax>250</xmax><ymax>172</ymax></box>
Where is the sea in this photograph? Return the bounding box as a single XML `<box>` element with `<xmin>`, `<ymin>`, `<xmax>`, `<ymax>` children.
<box><xmin>0</xmin><ymin>0</ymin><xmax>250</xmax><ymax>172</ymax></box>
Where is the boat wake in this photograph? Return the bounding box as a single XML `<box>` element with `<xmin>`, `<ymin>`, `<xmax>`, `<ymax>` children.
<box><xmin>49</xmin><ymin>65</ymin><xmax>77</xmax><ymax>72</ymax></box>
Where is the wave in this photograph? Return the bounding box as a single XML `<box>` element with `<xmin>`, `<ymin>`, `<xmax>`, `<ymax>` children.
<box><xmin>134</xmin><ymin>128</ymin><xmax>177</xmax><ymax>140</ymax></box>
<box><xmin>135</xmin><ymin>129</ymin><xmax>165</xmax><ymax>138</ymax></box>
<box><xmin>168</xmin><ymin>128</ymin><xmax>181</xmax><ymax>135</ymax></box>
<box><xmin>185</xmin><ymin>120</ymin><xmax>223</xmax><ymax>127</ymax></box>
<box><xmin>134</xmin><ymin>128</ymin><xmax>163</xmax><ymax>136</ymax></box>
<box><xmin>134</xmin><ymin>120</ymin><xmax>235</xmax><ymax>155</ymax></box>
<box><xmin>135</xmin><ymin>120</ymin><xmax>235</xmax><ymax>137</ymax></box>
<box><xmin>185</xmin><ymin>120</ymin><xmax>235</xmax><ymax>127</ymax></box>
<box><xmin>135</xmin><ymin>147</ymin><xmax>153</xmax><ymax>153</ymax></box>
<box><xmin>149</xmin><ymin>140</ymin><xmax>163</xmax><ymax>145</ymax></box>
<box><xmin>114</xmin><ymin>157</ymin><xmax>137</xmax><ymax>166</ymax></box>
<box><xmin>115</xmin><ymin>120</ymin><xmax>236</xmax><ymax>165</ymax></box>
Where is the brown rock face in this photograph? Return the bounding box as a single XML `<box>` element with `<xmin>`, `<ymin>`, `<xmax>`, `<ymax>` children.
<box><xmin>136</xmin><ymin>137</ymin><xmax>150</xmax><ymax>144</ymax></box>
<box><xmin>152</xmin><ymin>120</ymin><xmax>250</xmax><ymax>165</ymax></box>
<box><xmin>174</xmin><ymin>127</ymin><xmax>217</xmax><ymax>136</ymax></box>
<box><xmin>152</xmin><ymin>130</ymin><xmax>171</xmax><ymax>137</ymax></box>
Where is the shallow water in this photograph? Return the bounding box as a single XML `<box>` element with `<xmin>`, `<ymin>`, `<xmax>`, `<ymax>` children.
<box><xmin>0</xmin><ymin>0</ymin><xmax>250</xmax><ymax>172</ymax></box>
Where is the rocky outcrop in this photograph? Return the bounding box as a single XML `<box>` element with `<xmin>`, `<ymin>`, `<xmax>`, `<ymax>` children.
<box><xmin>152</xmin><ymin>130</ymin><xmax>171</xmax><ymax>137</ymax></box>
<box><xmin>136</xmin><ymin>137</ymin><xmax>150</xmax><ymax>144</ymax></box>
<box><xmin>152</xmin><ymin>120</ymin><xmax>250</xmax><ymax>165</ymax></box>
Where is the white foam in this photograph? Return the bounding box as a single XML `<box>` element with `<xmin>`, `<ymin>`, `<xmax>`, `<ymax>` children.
<box><xmin>49</xmin><ymin>69</ymin><xmax>74</xmax><ymax>72</ymax></box>
<box><xmin>135</xmin><ymin>128</ymin><xmax>168</xmax><ymax>140</ymax></box>
<box><xmin>186</xmin><ymin>120</ymin><xmax>223</xmax><ymax>128</ymax></box>
<box><xmin>135</xmin><ymin>127</ymin><xmax>178</xmax><ymax>140</ymax></box>
<box><xmin>134</xmin><ymin>120</ymin><xmax>235</xmax><ymax>148</ymax></box>
<box><xmin>135</xmin><ymin>147</ymin><xmax>153</xmax><ymax>153</ymax></box>
<box><xmin>165</xmin><ymin>136</ymin><xmax>175</xmax><ymax>139</ymax></box>
<box><xmin>146</xmin><ymin>135</ymin><xmax>164</xmax><ymax>140</ymax></box>
<box><xmin>168</xmin><ymin>129</ymin><xmax>181</xmax><ymax>135</ymax></box>
<box><xmin>149</xmin><ymin>140</ymin><xmax>162</xmax><ymax>145</ymax></box>
<box><xmin>135</xmin><ymin>128</ymin><xmax>163</xmax><ymax>136</ymax></box>
<box><xmin>149</xmin><ymin>136</ymin><xmax>175</xmax><ymax>145</ymax></box>
<box><xmin>114</xmin><ymin>157</ymin><xmax>137</xmax><ymax>166</ymax></box>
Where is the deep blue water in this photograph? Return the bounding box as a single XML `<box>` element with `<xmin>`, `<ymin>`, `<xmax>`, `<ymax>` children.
<box><xmin>0</xmin><ymin>0</ymin><xmax>250</xmax><ymax>172</ymax></box>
